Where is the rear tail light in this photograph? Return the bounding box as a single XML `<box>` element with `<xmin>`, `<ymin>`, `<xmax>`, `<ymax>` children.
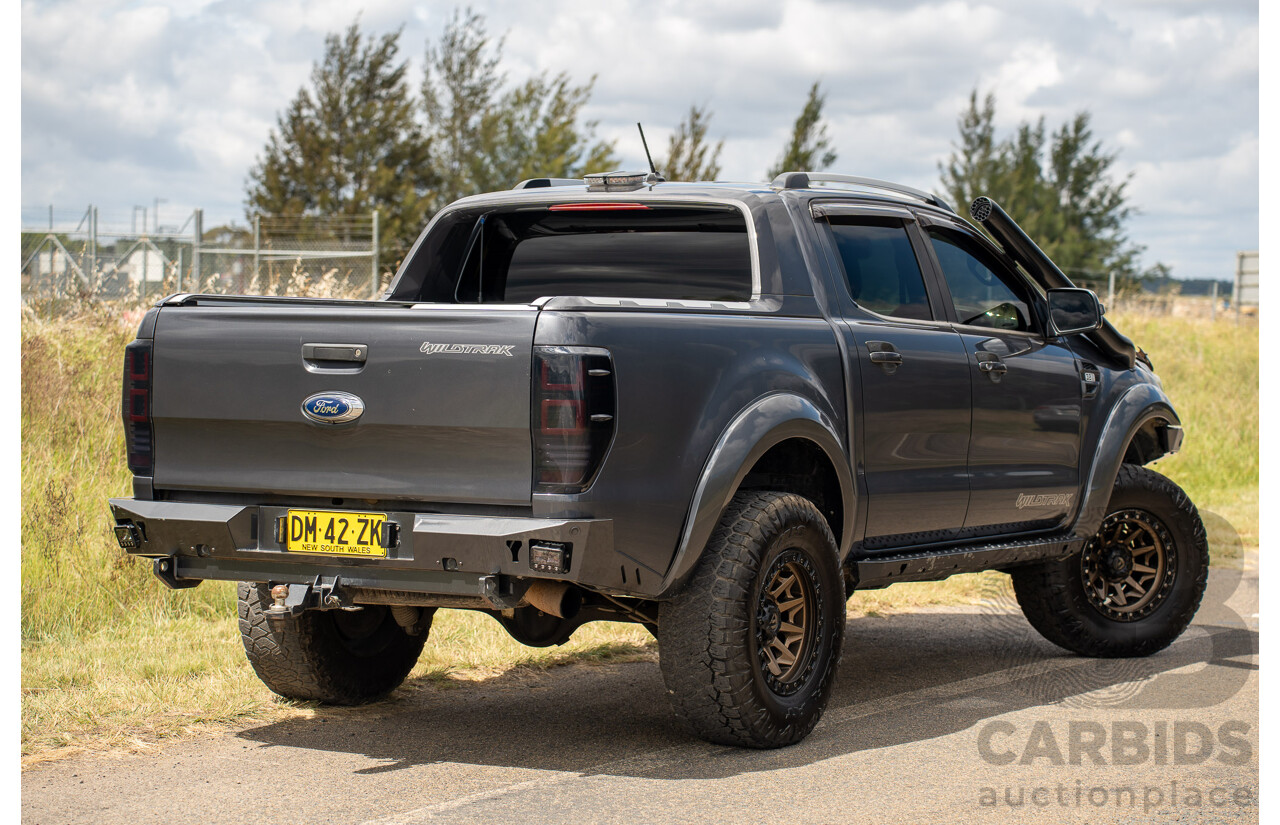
<box><xmin>122</xmin><ymin>340</ymin><xmax>154</xmax><ymax>475</ymax></box>
<box><xmin>532</xmin><ymin>347</ymin><xmax>616</xmax><ymax>492</ymax></box>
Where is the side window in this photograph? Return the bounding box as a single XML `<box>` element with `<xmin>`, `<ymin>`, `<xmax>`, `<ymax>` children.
<box><xmin>827</xmin><ymin>218</ymin><xmax>932</xmax><ymax>321</ymax></box>
<box><xmin>927</xmin><ymin>228</ymin><xmax>1033</xmax><ymax>332</ymax></box>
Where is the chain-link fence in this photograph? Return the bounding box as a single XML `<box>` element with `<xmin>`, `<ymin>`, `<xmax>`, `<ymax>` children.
<box><xmin>20</xmin><ymin>207</ymin><xmax>384</xmax><ymax>313</ymax></box>
<box><xmin>200</xmin><ymin>213</ymin><xmax>381</xmax><ymax>299</ymax></box>
<box><xmin>1068</xmin><ymin>270</ymin><xmax>1251</xmax><ymax>323</ymax></box>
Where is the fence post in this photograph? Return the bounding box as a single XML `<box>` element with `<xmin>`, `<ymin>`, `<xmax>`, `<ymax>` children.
<box><xmin>1235</xmin><ymin>251</ymin><xmax>1242</xmax><ymax>325</ymax></box>
<box><xmin>253</xmin><ymin>214</ymin><xmax>261</xmax><ymax>284</ymax></box>
<box><xmin>1211</xmin><ymin>281</ymin><xmax>1218</xmax><ymax>321</ymax></box>
<box><xmin>1107</xmin><ymin>270</ymin><xmax>1115</xmax><ymax>309</ymax></box>
<box><xmin>192</xmin><ymin>208</ymin><xmax>203</xmax><ymax>290</ymax></box>
<box><xmin>371</xmin><ymin>209</ymin><xmax>380</xmax><ymax>299</ymax></box>
<box><xmin>89</xmin><ymin>205</ymin><xmax>97</xmax><ymax>285</ymax></box>
<box><xmin>176</xmin><ymin>247</ymin><xmax>184</xmax><ymax>293</ymax></box>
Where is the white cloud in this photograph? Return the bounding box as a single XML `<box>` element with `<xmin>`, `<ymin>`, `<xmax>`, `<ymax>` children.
<box><xmin>19</xmin><ymin>0</ymin><xmax>1258</xmax><ymax>281</ymax></box>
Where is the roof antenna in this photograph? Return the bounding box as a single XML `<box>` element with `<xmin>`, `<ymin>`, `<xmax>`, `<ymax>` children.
<box><xmin>637</xmin><ymin>123</ymin><xmax>664</xmax><ymax>182</ymax></box>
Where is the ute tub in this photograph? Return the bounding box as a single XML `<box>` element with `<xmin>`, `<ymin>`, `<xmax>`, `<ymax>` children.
<box><xmin>107</xmin><ymin>498</ymin><xmax>614</xmax><ymax>602</ymax></box>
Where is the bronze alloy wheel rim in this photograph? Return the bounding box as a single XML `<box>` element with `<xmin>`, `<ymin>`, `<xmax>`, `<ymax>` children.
<box><xmin>754</xmin><ymin>550</ymin><xmax>822</xmax><ymax>696</ymax></box>
<box><xmin>1080</xmin><ymin>509</ymin><xmax>1176</xmax><ymax>622</ymax></box>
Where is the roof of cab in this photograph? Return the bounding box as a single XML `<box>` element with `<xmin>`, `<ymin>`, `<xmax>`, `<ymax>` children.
<box><xmin>444</xmin><ymin>170</ymin><xmax>959</xmax><ymax>223</ymax></box>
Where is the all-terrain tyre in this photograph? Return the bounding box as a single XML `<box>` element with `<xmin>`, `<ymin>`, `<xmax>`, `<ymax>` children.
<box><xmin>658</xmin><ymin>491</ymin><xmax>845</xmax><ymax>748</ymax></box>
<box><xmin>1011</xmin><ymin>465</ymin><xmax>1208</xmax><ymax>658</ymax></box>
<box><xmin>238</xmin><ymin>582</ymin><xmax>430</xmax><ymax>704</ymax></box>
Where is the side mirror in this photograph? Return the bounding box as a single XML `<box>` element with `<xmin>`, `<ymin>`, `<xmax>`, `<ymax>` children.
<box><xmin>1047</xmin><ymin>288</ymin><xmax>1104</xmax><ymax>337</ymax></box>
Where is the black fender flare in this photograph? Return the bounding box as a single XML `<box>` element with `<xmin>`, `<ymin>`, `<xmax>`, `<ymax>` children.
<box><xmin>657</xmin><ymin>392</ymin><xmax>854</xmax><ymax>596</ymax></box>
<box><xmin>1071</xmin><ymin>383</ymin><xmax>1182</xmax><ymax>539</ymax></box>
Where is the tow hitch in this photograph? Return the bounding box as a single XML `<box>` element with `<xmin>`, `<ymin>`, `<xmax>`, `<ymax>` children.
<box><xmin>264</xmin><ymin>575</ymin><xmax>361</xmax><ymax>623</ymax></box>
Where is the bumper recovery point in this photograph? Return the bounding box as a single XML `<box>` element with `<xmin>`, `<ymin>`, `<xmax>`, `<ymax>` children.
<box><xmin>153</xmin><ymin>557</ymin><xmax>200</xmax><ymax>589</ymax></box>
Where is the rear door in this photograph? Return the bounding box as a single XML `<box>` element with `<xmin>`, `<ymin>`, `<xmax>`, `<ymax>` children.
<box><xmin>814</xmin><ymin>204</ymin><xmax>972</xmax><ymax>546</ymax></box>
<box><xmin>150</xmin><ymin>301</ymin><xmax>537</xmax><ymax>504</ymax></box>
<box><xmin>919</xmin><ymin>220</ymin><xmax>1083</xmax><ymax>534</ymax></box>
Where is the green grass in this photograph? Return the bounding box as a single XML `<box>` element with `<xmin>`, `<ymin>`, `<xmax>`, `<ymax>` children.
<box><xmin>1110</xmin><ymin>311</ymin><xmax>1259</xmax><ymax>557</ymax></box>
<box><xmin>21</xmin><ymin>310</ymin><xmax>235</xmax><ymax>642</ymax></box>
<box><xmin>20</xmin><ymin>309</ymin><xmax>1258</xmax><ymax>764</ymax></box>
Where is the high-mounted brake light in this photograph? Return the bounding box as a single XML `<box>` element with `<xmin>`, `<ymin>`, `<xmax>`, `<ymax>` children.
<box><xmin>533</xmin><ymin>347</ymin><xmax>616</xmax><ymax>492</ymax></box>
<box><xmin>122</xmin><ymin>340</ymin><xmax>154</xmax><ymax>475</ymax></box>
<box><xmin>583</xmin><ymin>170</ymin><xmax>660</xmax><ymax>191</ymax></box>
<box><xmin>547</xmin><ymin>203</ymin><xmax>651</xmax><ymax>212</ymax></box>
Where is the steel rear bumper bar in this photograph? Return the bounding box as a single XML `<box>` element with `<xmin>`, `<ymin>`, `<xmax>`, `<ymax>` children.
<box><xmin>107</xmin><ymin>498</ymin><xmax>613</xmax><ymax>606</ymax></box>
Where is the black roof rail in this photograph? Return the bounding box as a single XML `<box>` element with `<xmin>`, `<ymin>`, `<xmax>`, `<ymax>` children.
<box><xmin>771</xmin><ymin>171</ymin><xmax>954</xmax><ymax>213</ymax></box>
<box><xmin>512</xmin><ymin>178</ymin><xmax>584</xmax><ymax>190</ymax></box>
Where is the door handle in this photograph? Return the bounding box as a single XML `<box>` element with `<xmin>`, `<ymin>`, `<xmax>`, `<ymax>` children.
<box><xmin>865</xmin><ymin>341</ymin><xmax>903</xmax><ymax>373</ymax></box>
<box><xmin>978</xmin><ymin>360</ymin><xmax>1007</xmax><ymax>375</ymax></box>
<box><xmin>975</xmin><ymin>352</ymin><xmax>1007</xmax><ymax>379</ymax></box>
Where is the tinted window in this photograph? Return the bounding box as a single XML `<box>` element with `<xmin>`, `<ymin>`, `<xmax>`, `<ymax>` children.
<box><xmin>827</xmin><ymin>219</ymin><xmax>932</xmax><ymax>320</ymax></box>
<box><xmin>927</xmin><ymin>229</ymin><xmax>1033</xmax><ymax>332</ymax></box>
<box><xmin>448</xmin><ymin>206</ymin><xmax>752</xmax><ymax>303</ymax></box>
<box><xmin>504</xmin><ymin>230</ymin><xmax>750</xmax><ymax>302</ymax></box>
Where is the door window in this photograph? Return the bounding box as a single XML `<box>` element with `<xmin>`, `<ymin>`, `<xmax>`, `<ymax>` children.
<box><xmin>927</xmin><ymin>228</ymin><xmax>1034</xmax><ymax>332</ymax></box>
<box><xmin>827</xmin><ymin>218</ymin><xmax>932</xmax><ymax>321</ymax></box>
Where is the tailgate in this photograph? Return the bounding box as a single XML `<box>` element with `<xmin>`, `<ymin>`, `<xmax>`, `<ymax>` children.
<box><xmin>150</xmin><ymin>302</ymin><xmax>537</xmax><ymax>504</ymax></box>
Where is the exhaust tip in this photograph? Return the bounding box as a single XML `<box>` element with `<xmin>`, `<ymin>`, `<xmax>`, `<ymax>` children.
<box><xmin>525</xmin><ymin>580</ymin><xmax>582</xmax><ymax>619</ymax></box>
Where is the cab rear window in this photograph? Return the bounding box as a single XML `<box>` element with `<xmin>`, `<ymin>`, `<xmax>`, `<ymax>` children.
<box><xmin>390</xmin><ymin>204</ymin><xmax>752</xmax><ymax>303</ymax></box>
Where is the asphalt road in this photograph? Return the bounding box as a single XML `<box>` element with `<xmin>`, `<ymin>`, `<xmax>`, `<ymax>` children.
<box><xmin>23</xmin><ymin>554</ymin><xmax>1257</xmax><ymax>825</ymax></box>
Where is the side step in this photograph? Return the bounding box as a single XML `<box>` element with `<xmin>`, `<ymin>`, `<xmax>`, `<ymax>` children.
<box><xmin>853</xmin><ymin>533</ymin><xmax>1083</xmax><ymax>590</ymax></box>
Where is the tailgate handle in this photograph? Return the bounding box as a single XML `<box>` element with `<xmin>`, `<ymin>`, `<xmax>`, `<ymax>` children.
<box><xmin>304</xmin><ymin>340</ymin><xmax>371</xmax><ymax>370</ymax></box>
<box><xmin>302</xmin><ymin>343</ymin><xmax>368</xmax><ymax>365</ymax></box>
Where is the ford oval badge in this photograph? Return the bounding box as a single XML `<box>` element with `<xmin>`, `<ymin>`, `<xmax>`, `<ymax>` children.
<box><xmin>301</xmin><ymin>391</ymin><xmax>365</xmax><ymax>425</ymax></box>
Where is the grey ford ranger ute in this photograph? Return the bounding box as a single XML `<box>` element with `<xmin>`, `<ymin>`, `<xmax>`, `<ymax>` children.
<box><xmin>109</xmin><ymin>170</ymin><xmax>1206</xmax><ymax>749</ymax></box>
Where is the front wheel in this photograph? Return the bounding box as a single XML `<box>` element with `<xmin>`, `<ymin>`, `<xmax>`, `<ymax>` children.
<box><xmin>1011</xmin><ymin>465</ymin><xmax>1208</xmax><ymax>658</ymax></box>
<box><xmin>658</xmin><ymin>491</ymin><xmax>845</xmax><ymax>748</ymax></box>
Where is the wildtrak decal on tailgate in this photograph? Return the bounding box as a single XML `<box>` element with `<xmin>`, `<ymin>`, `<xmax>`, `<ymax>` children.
<box><xmin>419</xmin><ymin>342</ymin><xmax>515</xmax><ymax>356</ymax></box>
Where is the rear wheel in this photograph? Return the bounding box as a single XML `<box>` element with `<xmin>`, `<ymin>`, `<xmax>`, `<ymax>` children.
<box><xmin>658</xmin><ymin>491</ymin><xmax>844</xmax><ymax>748</ymax></box>
<box><xmin>238</xmin><ymin>582</ymin><xmax>429</xmax><ymax>704</ymax></box>
<box><xmin>1011</xmin><ymin>465</ymin><xmax>1208</xmax><ymax>657</ymax></box>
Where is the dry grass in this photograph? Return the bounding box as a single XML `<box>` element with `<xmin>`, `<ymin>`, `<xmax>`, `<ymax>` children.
<box><xmin>19</xmin><ymin>306</ymin><xmax>1258</xmax><ymax>767</ymax></box>
<box><xmin>1110</xmin><ymin>311</ymin><xmax>1259</xmax><ymax>556</ymax></box>
<box><xmin>21</xmin><ymin>608</ymin><xmax>657</xmax><ymax>767</ymax></box>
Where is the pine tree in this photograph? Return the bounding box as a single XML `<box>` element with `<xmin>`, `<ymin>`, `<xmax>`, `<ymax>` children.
<box><xmin>247</xmin><ymin>10</ymin><xmax>619</xmax><ymax>269</ymax></box>
<box><xmin>659</xmin><ymin>104</ymin><xmax>724</xmax><ymax>181</ymax></box>
<box><xmin>937</xmin><ymin>88</ymin><xmax>1143</xmax><ymax>280</ymax></box>
<box><xmin>938</xmin><ymin>90</ymin><xmax>998</xmax><ymax>214</ymax></box>
<box><xmin>475</xmin><ymin>73</ymin><xmax>617</xmax><ymax>187</ymax></box>
<box><xmin>421</xmin><ymin>9</ymin><xmax>504</xmax><ymax>210</ymax></box>
<box><xmin>245</xmin><ymin>21</ymin><xmax>433</xmax><ymax>264</ymax></box>
<box><xmin>422</xmin><ymin>10</ymin><xmax>617</xmax><ymax>203</ymax></box>
<box><xmin>767</xmin><ymin>81</ymin><xmax>837</xmax><ymax>179</ymax></box>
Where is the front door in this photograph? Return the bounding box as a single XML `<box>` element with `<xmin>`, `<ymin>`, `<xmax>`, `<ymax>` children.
<box><xmin>922</xmin><ymin>223</ymin><xmax>1083</xmax><ymax>534</ymax></box>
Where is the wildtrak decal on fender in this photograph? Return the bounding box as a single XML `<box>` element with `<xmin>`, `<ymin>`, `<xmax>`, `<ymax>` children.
<box><xmin>420</xmin><ymin>342</ymin><xmax>515</xmax><ymax>356</ymax></box>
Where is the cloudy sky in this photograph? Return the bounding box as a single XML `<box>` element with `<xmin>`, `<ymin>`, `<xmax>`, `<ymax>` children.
<box><xmin>20</xmin><ymin>0</ymin><xmax>1259</xmax><ymax>282</ymax></box>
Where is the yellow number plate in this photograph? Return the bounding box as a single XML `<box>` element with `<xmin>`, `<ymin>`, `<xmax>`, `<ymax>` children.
<box><xmin>285</xmin><ymin>510</ymin><xmax>387</xmax><ymax>558</ymax></box>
